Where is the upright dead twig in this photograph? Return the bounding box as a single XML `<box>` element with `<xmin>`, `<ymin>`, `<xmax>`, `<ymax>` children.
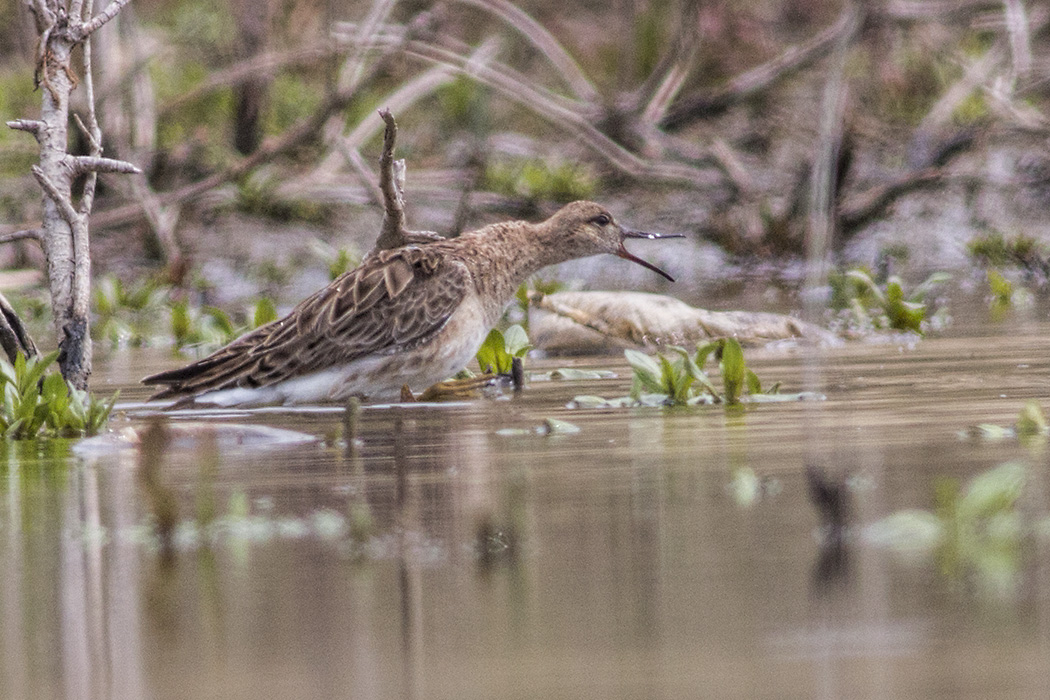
<box><xmin>369</xmin><ymin>110</ymin><xmax>442</xmax><ymax>255</ymax></box>
<box><xmin>5</xmin><ymin>0</ymin><xmax>140</xmax><ymax>389</ymax></box>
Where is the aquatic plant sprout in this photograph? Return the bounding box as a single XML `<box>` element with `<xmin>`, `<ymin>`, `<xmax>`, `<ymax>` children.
<box><xmin>571</xmin><ymin>338</ymin><xmax>813</xmax><ymax>409</ymax></box>
<box><xmin>476</xmin><ymin>324</ymin><xmax>531</xmax><ymax>375</ymax></box>
<box><xmin>0</xmin><ymin>352</ymin><xmax>117</xmax><ymax>440</ymax></box>
<box><xmin>831</xmin><ymin>268</ymin><xmax>950</xmax><ymax>334</ymax></box>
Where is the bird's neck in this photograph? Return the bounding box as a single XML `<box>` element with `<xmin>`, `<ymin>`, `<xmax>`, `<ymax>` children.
<box><xmin>456</xmin><ymin>220</ymin><xmax>562</xmax><ymax>322</ymax></box>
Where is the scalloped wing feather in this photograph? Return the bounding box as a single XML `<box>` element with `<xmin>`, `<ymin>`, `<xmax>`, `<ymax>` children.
<box><xmin>143</xmin><ymin>246</ymin><xmax>472</xmax><ymax>400</ymax></box>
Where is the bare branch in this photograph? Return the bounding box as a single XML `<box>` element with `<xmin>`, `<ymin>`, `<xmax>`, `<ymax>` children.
<box><xmin>662</xmin><ymin>4</ymin><xmax>863</xmax><ymax>130</ymax></box>
<box><xmin>72</xmin><ymin>113</ymin><xmax>101</xmax><ymax>152</ymax></box>
<box><xmin>879</xmin><ymin>0</ymin><xmax>1005</xmax><ymax>21</ymax></box>
<box><xmin>840</xmin><ymin>169</ymin><xmax>981</xmax><ymax>232</ymax></box>
<box><xmin>67</xmin><ymin>155</ymin><xmax>142</xmax><ymax>176</ymax></box>
<box><xmin>339</xmin><ymin>145</ymin><xmax>384</xmax><ymax>207</ymax></box>
<box><xmin>381</xmin><ymin>38</ymin><xmax>706</xmax><ymax>183</ymax></box>
<box><xmin>31</xmin><ymin>166</ymin><xmax>81</xmax><ymax>225</ymax></box>
<box><xmin>78</xmin><ymin>0</ymin><xmax>134</xmax><ymax>38</ymax></box>
<box><xmin>0</xmin><ymin>229</ymin><xmax>42</xmax><ymax>245</ymax></box>
<box><xmin>451</xmin><ymin>0</ymin><xmax>599</xmax><ymax>103</ymax></box>
<box><xmin>373</xmin><ymin>109</ymin><xmax>408</xmax><ymax>251</ymax></box>
<box><xmin>315</xmin><ymin>63</ymin><xmax>456</xmax><ymax>177</ymax></box>
<box><xmin>1003</xmin><ymin>0</ymin><xmax>1032</xmax><ymax>87</ymax></box>
<box><xmin>6</xmin><ymin>119</ymin><xmax>45</xmax><ymax>138</ymax></box>
<box><xmin>158</xmin><ymin>44</ymin><xmax>337</xmax><ymax>117</ymax></box>
<box><xmin>0</xmin><ymin>291</ymin><xmax>39</xmax><ymax>364</ymax></box>
<box><xmin>25</xmin><ymin>0</ymin><xmax>54</xmax><ymax>35</ymax></box>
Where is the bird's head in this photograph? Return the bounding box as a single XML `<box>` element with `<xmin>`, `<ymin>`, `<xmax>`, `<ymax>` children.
<box><xmin>544</xmin><ymin>201</ymin><xmax>684</xmax><ymax>282</ymax></box>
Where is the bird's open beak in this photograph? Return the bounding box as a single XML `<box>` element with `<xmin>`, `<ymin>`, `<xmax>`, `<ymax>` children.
<box><xmin>617</xmin><ymin>229</ymin><xmax>684</xmax><ymax>282</ymax></box>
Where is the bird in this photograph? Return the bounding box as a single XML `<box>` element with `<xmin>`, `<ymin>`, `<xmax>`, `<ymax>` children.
<box><xmin>142</xmin><ymin>201</ymin><xmax>683</xmax><ymax>406</ymax></box>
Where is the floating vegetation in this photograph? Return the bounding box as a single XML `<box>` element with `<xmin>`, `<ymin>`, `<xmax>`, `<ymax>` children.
<box><xmin>829</xmin><ymin>268</ymin><xmax>950</xmax><ymax>335</ymax></box>
<box><xmin>866</xmin><ymin>461</ymin><xmax>1028</xmax><ymax>598</ymax></box>
<box><xmin>984</xmin><ymin>269</ymin><xmax>1034</xmax><ymax>314</ymax></box>
<box><xmin>959</xmin><ymin>401</ymin><xmax>1048</xmax><ymax>443</ymax></box>
<box><xmin>496</xmin><ymin>417</ymin><xmax>581</xmax><ymax>437</ymax></box>
<box><xmin>531</xmin><ymin>368</ymin><xmax>617</xmax><ymax>381</ymax></box>
<box><xmin>569</xmin><ymin>338</ymin><xmax>819</xmax><ymax>408</ymax></box>
<box><xmin>475</xmin><ymin>324</ymin><xmax>531</xmax><ymax>375</ymax></box>
<box><xmin>0</xmin><ymin>352</ymin><xmax>117</xmax><ymax>440</ymax></box>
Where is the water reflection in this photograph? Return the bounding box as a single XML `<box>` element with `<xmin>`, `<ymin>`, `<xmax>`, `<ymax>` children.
<box><xmin>5</xmin><ymin>328</ymin><xmax>1050</xmax><ymax>697</ymax></box>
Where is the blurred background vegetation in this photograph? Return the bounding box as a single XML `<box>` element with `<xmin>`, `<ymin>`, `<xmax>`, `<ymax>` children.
<box><xmin>2</xmin><ymin>0</ymin><xmax>1050</xmax><ymax>347</ymax></box>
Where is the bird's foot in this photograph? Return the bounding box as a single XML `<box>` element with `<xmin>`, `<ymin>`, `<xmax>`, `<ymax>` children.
<box><xmin>402</xmin><ymin>374</ymin><xmax>505</xmax><ymax>402</ymax></box>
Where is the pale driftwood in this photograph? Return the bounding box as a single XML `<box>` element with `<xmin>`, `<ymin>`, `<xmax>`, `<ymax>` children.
<box><xmin>6</xmin><ymin>0</ymin><xmax>140</xmax><ymax>388</ymax></box>
<box><xmin>528</xmin><ymin>291</ymin><xmax>841</xmax><ymax>355</ymax></box>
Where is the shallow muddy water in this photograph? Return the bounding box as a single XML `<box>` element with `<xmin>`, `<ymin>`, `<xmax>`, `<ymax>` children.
<box><xmin>4</xmin><ymin>319</ymin><xmax>1050</xmax><ymax>699</ymax></box>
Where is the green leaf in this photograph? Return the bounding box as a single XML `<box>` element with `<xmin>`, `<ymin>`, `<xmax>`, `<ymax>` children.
<box><xmin>204</xmin><ymin>306</ymin><xmax>238</xmax><ymax>340</ymax></box>
<box><xmin>745</xmin><ymin>369</ymin><xmax>762</xmax><ymax>395</ymax></box>
<box><xmin>845</xmin><ymin>269</ymin><xmax>886</xmax><ymax>304</ymax></box>
<box><xmin>252</xmin><ymin>298</ymin><xmax>278</xmax><ymax>328</ymax></box>
<box><xmin>1016</xmin><ymin>400</ymin><xmax>1048</xmax><ymax>437</ymax></box>
<box><xmin>502</xmin><ymin>324</ymin><xmax>532</xmax><ymax>359</ymax></box>
<box><xmin>624</xmin><ymin>349</ymin><xmax>665</xmax><ymax>394</ymax></box>
<box><xmin>911</xmin><ymin>272</ymin><xmax>951</xmax><ymax>302</ymax></box>
<box><xmin>668</xmin><ymin>345</ymin><xmax>719</xmax><ymax>397</ymax></box>
<box><xmin>959</xmin><ymin>461</ymin><xmax>1026</xmax><ymax>519</ymax></box>
<box><xmin>720</xmin><ymin>338</ymin><xmax>746</xmax><ymax>404</ymax></box>
<box><xmin>694</xmin><ymin>340</ymin><xmax>721</xmax><ymax>369</ymax></box>
<box><xmin>475</xmin><ymin>328</ymin><xmax>504</xmax><ymax>374</ymax></box>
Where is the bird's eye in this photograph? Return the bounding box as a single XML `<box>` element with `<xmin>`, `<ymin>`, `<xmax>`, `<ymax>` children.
<box><xmin>590</xmin><ymin>214</ymin><xmax>611</xmax><ymax>226</ymax></box>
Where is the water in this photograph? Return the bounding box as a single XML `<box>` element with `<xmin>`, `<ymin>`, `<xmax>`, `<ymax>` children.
<box><xmin>4</xmin><ymin>321</ymin><xmax>1050</xmax><ymax>699</ymax></box>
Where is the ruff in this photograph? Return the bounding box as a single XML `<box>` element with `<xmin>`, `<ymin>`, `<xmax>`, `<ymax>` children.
<box><xmin>143</xmin><ymin>201</ymin><xmax>682</xmax><ymax>405</ymax></box>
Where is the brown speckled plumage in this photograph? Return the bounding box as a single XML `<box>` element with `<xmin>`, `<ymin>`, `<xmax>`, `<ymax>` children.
<box><xmin>142</xmin><ymin>201</ymin><xmax>680</xmax><ymax>405</ymax></box>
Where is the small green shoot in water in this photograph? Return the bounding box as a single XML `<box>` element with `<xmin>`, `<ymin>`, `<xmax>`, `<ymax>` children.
<box><xmin>0</xmin><ymin>352</ymin><xmax>117</xmax><ymax>439</ymax></box>
<box><xmin>475</xmin><ymin>325</ymin><xmax>531</xmax><ymax>374</ymax></box>
<box><xmin>624</xmin><ymin>338</ymin><xmax>766</xmax><ymax>406</ymax></box>
<box><xmin>830</xmin><ymin>268</ymin><xmax>950</xmax><ymax>334</ymax></box>
<box><xmin>961</xmin><ymin>401</ymin><xmax>1049</xmax><ymax>443</ymax></box>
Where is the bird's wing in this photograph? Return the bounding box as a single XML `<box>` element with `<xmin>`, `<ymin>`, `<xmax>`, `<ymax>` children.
<box><xmin>143</xmin><ymin>246</ymin><xmax>472</xmax><ymax>399</ymax></box>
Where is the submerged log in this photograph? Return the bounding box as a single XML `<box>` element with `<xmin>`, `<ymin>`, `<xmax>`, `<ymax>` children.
<box><xmin>528</xmin><ymin>291</ymin><xmax>841</xmax><ymax>355</ymax></box>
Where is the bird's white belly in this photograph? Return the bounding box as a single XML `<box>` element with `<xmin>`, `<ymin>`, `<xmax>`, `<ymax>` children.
<box><xmin>196</xmin><ymin>296</ymin><xmax>493</xmax><ymax>406</ymax></box>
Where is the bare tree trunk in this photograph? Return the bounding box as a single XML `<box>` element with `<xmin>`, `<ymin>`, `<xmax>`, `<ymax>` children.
<box><xmin>5</xmin><ymin>0</ymin><xmax>139</xmax><ymax>389</ymax></box>
<box><xmin>231</xmin><ymin>0</ymin><xmax>273</xmax><ymax>155</ymax></box>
